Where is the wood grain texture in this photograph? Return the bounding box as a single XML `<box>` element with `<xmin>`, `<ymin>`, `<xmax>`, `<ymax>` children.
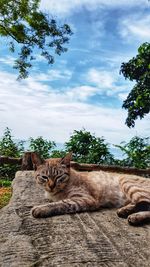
<box><xmin>71</xmin><ymin>161</ymin><xmax>150</xmax><ymax>177</ymax></box>
<box><xmin>0</xmin><ymin>171</ymin><xmax>150</xmax><ymax>267</ymax></box>
<box><xmin>1</xmin><ymin>152</ymin><xmax>150</xmax><ymax>177</ymax></box>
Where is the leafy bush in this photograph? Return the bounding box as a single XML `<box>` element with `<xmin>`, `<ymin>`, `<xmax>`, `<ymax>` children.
<box><xmin>0</xmin><ymin>179</ymin><xmax>12</xmax><ymax>187</ymax></box>
<box><xmin>65</xmin><ymin>129</ymin><xmax>114</xmax><ymax>164</ymax></box>
<box><xmin>0</xmin><ymin>127</ymin><xmax>24</xmax><ymax>157</ymax></box>
<box><xmin>115</xmin><ymin>136</ymin><xmax>150</xmax><ymax>169</ymax></box>
<box><xmin>29</xmin><ymin>136</ymin><xmax>56</xmax><ymax>159</ymax></box>
<box><xmin>0</xmin><ymin>127</ymin><xmax>149</xmax><ymax>182</ymax></box>
<box><xmin>50</xmin><ymin>150</ymin><xmax>67</xmax><ymax>158</ymax></box>
<box><xmin>0</xmin><ymin>127</ymin><xmax>24</xmax><ymax>179</ymax></box>
<box><xmin>0</xmin><ymin>188</ymin><xmax>12</xmax><ymax>209</ymax></box>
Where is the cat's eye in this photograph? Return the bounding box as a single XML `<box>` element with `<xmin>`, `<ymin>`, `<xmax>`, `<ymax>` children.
<box><xmin>56</xmin><ymin>176</ymin><xmax>64</xmax><ymax>184</ymax></box>
<box><xmin>61</xmin><ymin>164</ymin><xmax>66</xmax><ymax>168</ymax></box>
<box><xmin>41</xmin><ymin>175</ymin><xmax>48</xmax><ymax>180</ymax></box>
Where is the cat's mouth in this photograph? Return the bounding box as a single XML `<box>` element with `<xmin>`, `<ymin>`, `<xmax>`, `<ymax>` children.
<box><xmin>45</xmin><ymin>184</ymin><xmax>56</xmax><ymax>193</ymax></box>
<box><xmin>45</xmin><ymin>184</ymin><xmax>65</xmax><ymax>194</ymax></box>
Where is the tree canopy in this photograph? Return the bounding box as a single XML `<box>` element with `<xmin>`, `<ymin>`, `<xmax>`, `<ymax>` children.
<box><xmin>0</xmin><ymin>127</ymin><xmax>150</xmax><ymax>180</ymax></box>
<box><xmin>0</xmin><ymin>0</ymin><xmax>72</xmax><ymax>79</ymax></box>
<box><xmin>0</xmin><ymin>127</ymin><xmax>24</xmax><ymax>179</ymax></box>
<box><xmin>0</xmin><ymin>127</ymin><xmax>24</xmax><ymax>157</ymax></box>
<box><xmin>120</xmin><ymin>42</ymin><xmax>150</xmax><ymax>127</ymax></box>
<box><xmin>65</xmin><ymin>129</ymin><xmax>114</xmax><ymax>164</ymax></box>
<box><xmin>115</xmin><ymin>136</ymin><xmax>150</xmax><ymax>169</ymax></box>
<box><xmin>29</xmin><ymin>136</ymin><xmax>56</xmax><ymax>159</ymax></box>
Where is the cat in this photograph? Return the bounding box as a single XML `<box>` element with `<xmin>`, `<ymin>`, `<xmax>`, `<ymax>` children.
<box><xmin>31</xmin><ymin>152</ymin><xmax>150</xmax><ymax>225</ymax></box>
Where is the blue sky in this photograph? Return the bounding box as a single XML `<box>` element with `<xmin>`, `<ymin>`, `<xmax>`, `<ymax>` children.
<box><xmin>0</xmin><ymin>0</ymin><xmax>150</xmax><ymax>150</ymax></box>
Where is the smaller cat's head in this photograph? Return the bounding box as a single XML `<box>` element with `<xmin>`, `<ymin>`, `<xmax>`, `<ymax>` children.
<box><xmin>31</xmin><ymin>152</ymin><xmax>72</xmax><ymax>193</ymax></box>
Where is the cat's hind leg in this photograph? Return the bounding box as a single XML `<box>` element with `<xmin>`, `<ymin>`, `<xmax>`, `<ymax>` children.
<box><xmin>117</xmin><ymin>203</ymin><xmax>138</xmax><ymax>218</ymax></box>
<box><xmin>117</xmin><ymin>201</ymin><xmax>150</xmax><ymax>225</ymax></box>
<box><xmin>128</xmin><ymin>211</ymin><xmax>150</xmax><ymax>225</ymax></box>
<box><xmin>117</xmin><ymin>201</ymin><xmax>150</xmax><ymax>219</ymax></box>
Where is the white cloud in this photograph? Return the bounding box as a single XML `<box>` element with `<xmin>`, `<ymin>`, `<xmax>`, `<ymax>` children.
<box><xmin>66</xmin><ymin>85</ymin><xmax>99</xmax><ymax>100</ymax></box>
<box><xmin>40</xmin><ymin>0</ymin><xmax>148</xmax><ymax>17</ymax></box>
<box><xmin>33</xmin><ymin>69</ymin><xmax>73</xmax><ymax>82</ymax></box>
<box><xmin>118</xmin><ymin>92</ymin><xmax>129</xmax><ymax>101</ymax></box>
<box><xmin>103</xmin><ymin>53</ymin><xmax>134</xmax><ymax>69</ymax></box>
<box><xmin>86</xmin><ymin>68</ymin><xmax>115</xmax><ymax>88</ymax></box>
<box><xmin>0</xmin><ymin>69</ymin><xmax>149</xmax><ymax>146</ymax></box>
<box><xmin>119</xmin><ymin>14</ymin><xmax>150</xmax><ymax>42</ymax></box>
<box><xmin>85</xmin><ymin>67</ymin><xmax>132</xmax><ymax>98</ymax></box>
<box><xmin>0</xmin><ymin>56</ymin><xmax>15</xmax><ymax>66</ymax></box>
<box><xmin>0</xmin><ymin>55</ymin><xmax>73</xmax><ymax>83</ymax></box>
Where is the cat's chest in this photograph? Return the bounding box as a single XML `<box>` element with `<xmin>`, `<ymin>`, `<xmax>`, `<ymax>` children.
<box><xmin>44</xmin><ymin>190</ymin><xmax>64</xmax><ymax>202</ymax></box>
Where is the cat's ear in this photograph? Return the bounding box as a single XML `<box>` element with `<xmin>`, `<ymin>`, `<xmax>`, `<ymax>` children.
<box><xmin>60</xmin><ymin>152</ymin><xmax>72</xmax><ymax>167</ymax></box>
<box><xmin>31</xmin><ymin>152</ymin><xmax>44</xmax><ymax>170</ymax></box>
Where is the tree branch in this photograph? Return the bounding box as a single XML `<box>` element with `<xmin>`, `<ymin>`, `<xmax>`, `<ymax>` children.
<box><xmin>0</xmin><ymin>23</ymin><xmax>32</xmax><ymax>45</ymax></box>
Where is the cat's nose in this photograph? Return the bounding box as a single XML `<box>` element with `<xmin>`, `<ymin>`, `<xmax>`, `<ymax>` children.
<box><xmin>48</xmin><ymin>180</ymin><xmax>55</xmax><ymax>190</ymax></box>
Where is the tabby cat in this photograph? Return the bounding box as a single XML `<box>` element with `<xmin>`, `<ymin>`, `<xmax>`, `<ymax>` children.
<box><xmin>31</xmin><ymin>152</ymin><xmax>150</xmax><ymax>225</ymax></box>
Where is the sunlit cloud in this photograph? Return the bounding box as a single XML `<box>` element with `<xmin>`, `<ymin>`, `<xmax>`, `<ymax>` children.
<box><xmin>118</xmin><ymin>92</ymin><xmax>129</xmax><ymax>101</ymax></box>
<box><xmin>0</xmin><ymin>70</ymin><xmax>149</xmax><ymax>145</ymax></box>
<box><xmin>0</xmin><ymin>56</ymin><xmax>15</xmax><ymax>66</ymax></box>
<box><xmin>86</xmin><ymin>68</ymin><xmax>115</xmax><ymax>88</ymax></box>
<box><xmin>84</xmin><ymin>68</ymin><xmax>132</xmax><ymax>98</ymax></box>
<box><xmin>119</xmin><ymin>14</ymin><xmax>150</xmax><ymax>42</ymax></box>
<box><xmin>65</xmin><ymin>85</ymin><xmax>99</xmax><ymax>100</ymax></box>
<box><xmin>40</xmin><ymin>0</ymin><xmax>148</xmax><ymax>17</ymax></box>
<box><xmin>33</xmin><ymin>69</ymin><xmax>73</xmax><ymax>82</ymax></box>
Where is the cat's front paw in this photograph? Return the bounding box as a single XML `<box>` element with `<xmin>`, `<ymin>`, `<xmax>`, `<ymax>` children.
<box><xmin>128</xmin><ymin>214</ymin><xmax>139</xmax><ymax>225</ymax></box>
<box><xmin>31</xmin><ymin>206</ymin><xmax>44</xmax><ymax>218</ymax></box>
<box><xmin>127</xmin><ymin>213</ymin><xmax>146</xmax><ymax>226</ymax></box>
<box><xmin>117</xmin><ymin>207</ymin><xmax>129</xmax><ymax>218</ymax></box>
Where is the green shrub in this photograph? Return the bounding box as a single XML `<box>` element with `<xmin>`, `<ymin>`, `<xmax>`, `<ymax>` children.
<box><xmin>0</xmin><ymin>179</ymin><xmax>12</xmax><ymax>187</ymax></box>
<box><xmin>0</xmin><ymin>127</ymin><xmax>24</xmax><ymax>180</ymax></box>
<box><xmin>115</xmin><ymin>136</ymin><xmax>150</xmax><ymax>169</ymax></box>
<box><xmin>0</xmin><ymin>188</ymin><xmax>12</xmax><ymax>209</ymax></box>
<box><xmin>65</xmin><ymin>129</ymin><xmax>114</xmax><ymax>164</ymax></box>
<box><xmin>50</xmin><ymin>150</ymin><xmax>67</xmax><ymax>158</ymax></box>
<box><xmin>29</xmin><ymin>136</ymin><xmax>56</xmax><ymax>159</ymax></box>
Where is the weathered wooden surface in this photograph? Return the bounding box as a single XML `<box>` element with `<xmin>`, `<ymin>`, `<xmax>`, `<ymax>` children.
<box><xmin>1</xmin><ymin>152</ymin><xmax>150</xmax><ymax>177</ymax></box>
<box><xmin>0</xmin><ymin>171</ymin><xmax>150</xmax><ymax>267</ymax></box>
<box><xmin>71</xmin><ymin>162</ymin><xmax>150</xmax><ymax>177</ymax></box>
<box><xmin>0</xmin><ymin>156</ymin><xmax>22</xmax><ymax>165</ymax></box>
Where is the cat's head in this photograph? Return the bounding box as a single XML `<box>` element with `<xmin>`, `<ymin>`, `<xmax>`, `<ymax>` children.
<box><xmin>31</xmin><ymin>152</ymin><xmax>72</xmax><ymax>193</ymax></box>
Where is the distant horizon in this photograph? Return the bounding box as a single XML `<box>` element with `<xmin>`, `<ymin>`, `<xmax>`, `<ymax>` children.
<box><xmin>11</xmin><ymin>137</ymin><xmax>126</xmax><ymax>160</ymax></box>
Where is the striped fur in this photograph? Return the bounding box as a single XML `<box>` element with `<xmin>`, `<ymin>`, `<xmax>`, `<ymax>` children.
<box><xmin>31</xmin><ymin>153</ymin><xmax>150</xmax><ymax>225</ymax></box>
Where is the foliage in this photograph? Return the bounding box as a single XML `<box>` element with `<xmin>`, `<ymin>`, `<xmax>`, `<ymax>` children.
<box><xmin>0</xmin><ymin>127</ymin><xmax>150</xmax><ymax>181</ymax></box>
<box><xmin>120</xmin><ymin>42</ymin><xmax>150</xmax><ymax>127</ymax></box>
<box><xmin>0</xmin><ymin>127</ymin><xmax>24</xmax><ymax>157</ymax></box>
<box><xmin>0</xmin><ymin>179</ymin><xmax>12</xmax><ymax>187</ymax></box>
<box><xmin>115</xmin><ymin>136</ymin><xmax>150</xmax><ymax>169</ymax></box>
<box><xmin>65</xmin><ymin>129</ymin><xmax>114</xmax><ymax>164</ymax></box>
<box><xmin>29</xmin><ymin>136</ymin><xmax>56</xmax><ymax>159</ymax></box>
<box><xmin>50</xmin><ymin>149</ymin><xmax>67</xmax><ymax>158</ymax></box>
<box><xmin>0</xmin><ymin>0</ymin><xmax>72</xmax><ymax>79</ymax></box>
<box><xmin>0</xmin><ymin>187</ymin><xmax>12</xmax><ymax>209</ymax></box>
<box><xmin>0</xmin><ymin>127</ymin><xmax>24</xmax><ymax>179</ymax></box>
